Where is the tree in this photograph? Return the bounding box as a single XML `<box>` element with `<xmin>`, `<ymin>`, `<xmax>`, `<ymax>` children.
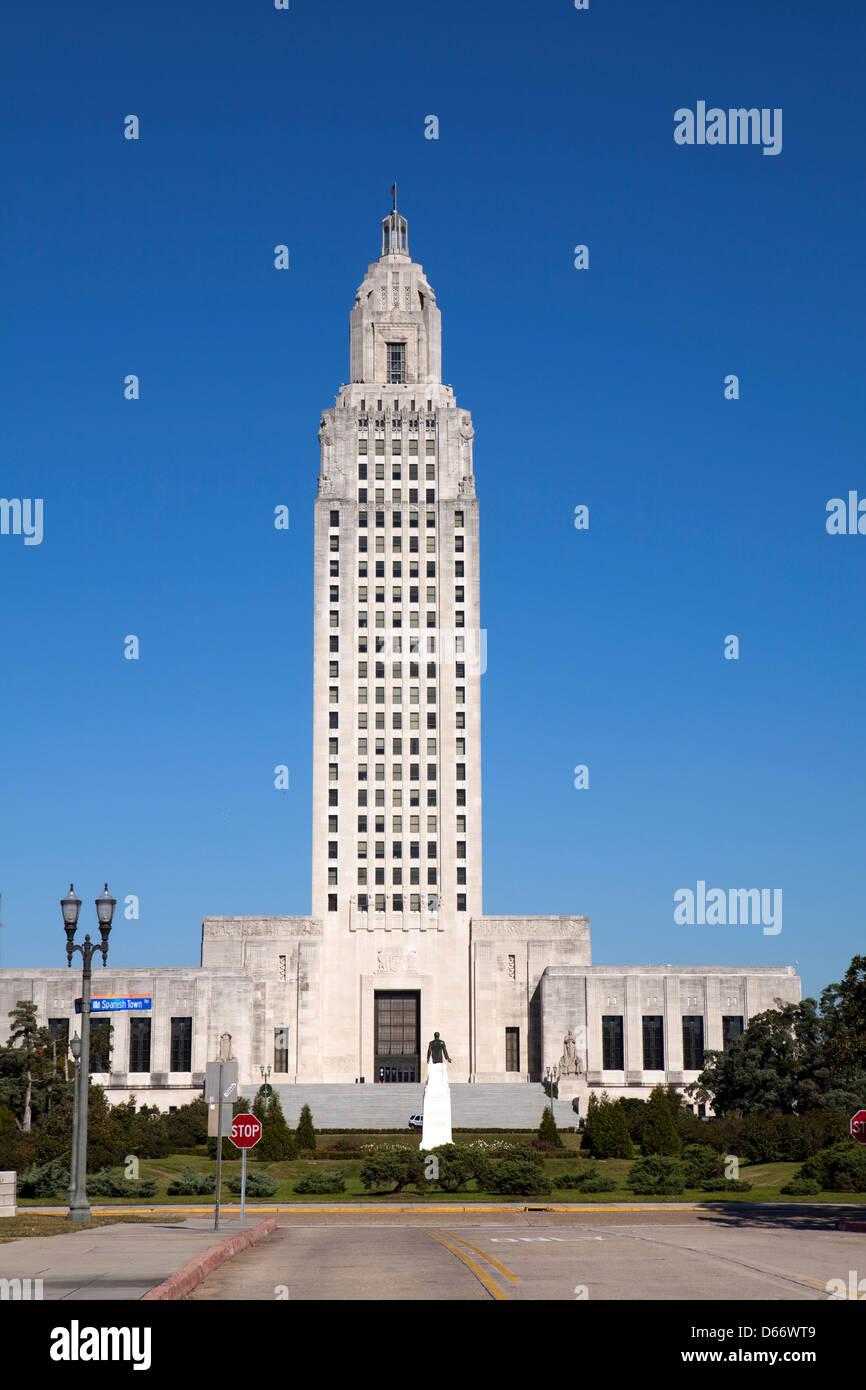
<box><xmin>259</xmin><ymin>1091</ymin><xmax>296</xmax><ymax>1161</ymax></box>
<box><xmin>296</xmin><ymin>1102</ymin><xmax>316</xmax><ymax>1152</ymax></box>
<box><xmin>537</xmin><ymin>1107</ymin><xmax>563</xmax><ymax>1147</ymax></box>
<box><xmin>820</xmin><ymin>956</ymin><xmax>866</xmax><ymax>1082</ymax></box>
<box><xmin>689</xmin><ymin>996</ymin><xmax>863</xmax><ymax>1116</ymax></box>
<box><xmin>7</xmin><ymin>1001</ymin><xmax>51</xmax><ymax>1132</ymax></box>
<box><xmin>583</xmin><ymin>1092</ymin><xmax>633</xmax><ymax>1159</ymax></box>
<box><xmin>642</xmin><ymin>1085</ymin><xmax>682</xmax><ymax>1156</ymax></box>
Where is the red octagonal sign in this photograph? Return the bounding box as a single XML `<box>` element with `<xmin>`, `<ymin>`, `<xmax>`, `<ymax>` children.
<box><xmin>230</xmin><ymin>1114</ymin><xmax>262</xmax><ymax>1149</ymax></box>
<box><xmin>850</xmin><ymin>1110</ymin><xmax>866</xmax><ymax>1145</ymax></box>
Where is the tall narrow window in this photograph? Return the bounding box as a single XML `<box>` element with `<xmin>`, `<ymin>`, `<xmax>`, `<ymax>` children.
<box><xmin>682</xmin><ymin>1016</ymin><xmax>705</xmax><ymax>1071</ymax></box>
<box><xmin>722</xmin><ymin>1015</ymin><xmax>744</xmax><ymax>1052</ymax></box>
<box><xmin>386</xmin><ymin>342</ymin><xmax>406</xmax><ymax>384</ymax></box>
<box><xmin>170</xmin><ymin>1017</ymin><xmax>192</xmax><ymax>1072</ymax></box>
<box><xmin>642</xmin><ymin>1015</ymin><xmax>664</xmax><ymax>1071</ymax></box>
<box><xmin>90</xmin><ymin>1019</ymin><xmax>112</xmax><ymax>1073</ymax></box>
<box><xmin>505</xmin><ymin>1027</ymin><xmax>520</xmax><ymax>1072</ymax></box>
<box><xmin>129</xmin><ymin>1018</ymin><xmax>152</xmax><ymax>1072</ymax></box>
<box><xmin>602</xmin><ymin>1015</ymin><xmax>624</xmax><ymax>1069</ymax></box>
<box><xmin>274</xmin><ymin>1026</ymin><xmax>289</xmax><ymax>1073</ymax></box>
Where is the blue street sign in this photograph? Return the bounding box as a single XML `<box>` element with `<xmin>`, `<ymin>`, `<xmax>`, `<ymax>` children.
<box><xmin>74</xmin><ymin>996</ymin><xmax>152</xmax><ymax>1013</ymax></box>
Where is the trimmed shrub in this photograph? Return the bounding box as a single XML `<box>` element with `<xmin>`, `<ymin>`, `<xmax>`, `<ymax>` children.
<box><xmin>259</xmin><ymin>1092</ymin><xmax>296</xmax><ymax>1162</ymax></box>
<box><xmin>537</xmin><ymin>1108</ymin><xmax>564</xmax><ymax>1148</ymax></box>
<box><xmin>166</xmin><ymin>1167</ymin><xmax>216</xmax><ymax>1196</ymax></box>
<box><xmin>18</xmin><ymin>1158</ymin><xmax>70</xmax><ymax>1198</ymax></box>
<box><xmin>581</xmin><ymin>1174</ymin><xmax>618</xmax><ymax>1193</ymax></box>
<box><xmin>699</xmin><ymin>1178</ymin><xmax>753</xmax><ymax>1193</ymax></box>
<box><xmin>627</xmin><ymin>1156</ymin><xmax>686</xmax><ymax>1195</ymax></box>
<box><xmin>293</xmin><ymin>1169</ymin><xmax>345</xmax><ymax>1194</ymax></box>
<box><xmin>295</xmin><ymin>1104</ymin><xmax>317</xmax><ymax>1152</ymax></box>
<box><xmin>424</xmin><ymin>1144</ymin><xmax>476</xmax><ymax>1192</ymax></box>
<box><xmin>799</xmin><ymin>1141</ymin><xmax>866</xmax><ymax>1193</ymax></box>
<box><xmin>642</xmin><ymin>1087</ymin><xmax>682</xmax><ymax>1157</ymax></box>
<box><xmin>360</xmin><ymin>1149</ymin><xmax>424</xmax><ymax>1193</ymax></box>
<box><xmin>227</xmin><ymin>1169</ymin><xmax>277</xmax><ymax>1197</ymax></box>
<box><xmin>781</xmin><ymin>1178</ymin><xmax>821</xmax><ymax>1196</ymax></box>
<box><xmin>682</xmin><ymin>1144</ymin><xmax>725</xmax><ymax>1187</ymax></box>
<box><xmin>86</xmin><ymin>1168</ymin><xmax>158</xmax><ymax>1199</ymax></box>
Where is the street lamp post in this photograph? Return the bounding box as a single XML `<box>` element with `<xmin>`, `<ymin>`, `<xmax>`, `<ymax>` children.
<box><xmin>62</xmin><ymin>883</ymin><xmax>116</xmax><ymax>1223</ymax></box>
<box><xmin>260</xmin><ymin>1064</ymin><xmax>271</xmax><ymax>1096</ymax></box>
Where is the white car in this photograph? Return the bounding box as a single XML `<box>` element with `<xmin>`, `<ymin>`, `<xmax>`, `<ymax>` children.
<box><xmin>408</xmin><ymin>1114</ymin><xmax>423</xmax><ymax>1129</ymax></box>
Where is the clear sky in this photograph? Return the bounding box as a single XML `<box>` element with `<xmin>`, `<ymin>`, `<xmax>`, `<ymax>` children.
<box><xmin>1</xmin><ymin>0</ymin><xmax>863</xmax><ymax>1001</ymax></box>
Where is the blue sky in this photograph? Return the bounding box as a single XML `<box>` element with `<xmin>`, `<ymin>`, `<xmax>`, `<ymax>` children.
<box><xmin>1</xmin><ymin>0</ymin><xmax>863</xmax><ymax>1000</ymax></box>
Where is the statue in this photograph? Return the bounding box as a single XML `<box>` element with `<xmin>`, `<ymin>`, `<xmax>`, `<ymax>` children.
<box><xmin>420</xmin><ymin>1032</ymin><xmax>452</xmax><ymax>1149</ymax></box>
<box><xmin>218</xmin><ymin>1032</ymin><xmax>233</xmax><ymax>1062</ymax></box>
<box><xmin>559</xmin><ymin>1027</ymin><xmax>582</xmax><ymax>1077</ymax></box>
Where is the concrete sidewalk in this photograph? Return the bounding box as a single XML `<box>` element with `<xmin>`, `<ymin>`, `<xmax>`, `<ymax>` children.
<box><xmin>0</xmin><ymin>1217</ymin><xmax>267</xmax><ymax>1300</ymax></box>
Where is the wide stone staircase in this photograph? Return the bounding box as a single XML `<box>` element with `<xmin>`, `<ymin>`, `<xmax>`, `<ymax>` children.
<box><xmin>272</xmin><ymin>1082</ymin><xmax>578</xmax><ymax>1131</ymax></box>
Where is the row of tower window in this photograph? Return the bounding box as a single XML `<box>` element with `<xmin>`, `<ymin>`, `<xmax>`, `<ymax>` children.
<box><xmin>358</xmin><ymin>440</ymin><xmax>436</xmax><ymax>455</ymax></box>
<box><xmin>328</xmin><ymin>510</ymin><xmax>465</xmax><ymax>529</ymax></box>
<box><xmin>601</xmin><ymin>1015</ymin><xmax>745</xmax><ymax>1070</ymax></box>
<box><xmin>326</xmin><ymin>894</ymin><xmax>467</xmax><ymax>914</ymax></box>
<box><xmin>333</xmin><ymin>536</ymin><xmax>465</xmax><ymax>555</ymax></box>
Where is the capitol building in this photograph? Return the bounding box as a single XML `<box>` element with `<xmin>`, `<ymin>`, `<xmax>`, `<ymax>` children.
<box><xmin>0</xmin><ymin>202</ymin><xmax>800</xmax><ymax>1125</ymax></box>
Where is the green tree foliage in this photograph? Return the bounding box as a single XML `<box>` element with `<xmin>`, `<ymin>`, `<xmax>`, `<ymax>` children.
<box><xmin>360</xmin><ymin>1148</ymin><xmax>424</xmax><ymax>1193</ymax></box>
<box><xmin>583</xmin><ymin>1092</ymin><xmax>633</xmax><ymax>1159</ymax></box>
<box><xmin>798</xmin><ymin>1141</ymin><xmax>866</xmax><ymax>1193</ymax></box>
<box><xmin>537</xmin><ymin>1107</ymin><xmax>564</xmax><ymax>1148</ymax></box>
<box><xmin>86</xmin><ymin>1168</ymin><xmax>158</xmax><ymax>1199</ymax></box>
<box><xmin>628</xmin><ymin>1156</ymin><xmax>686</xmax><ymax>1195</ymax></box>
<box><xmin>681</xmin><ymin>1144</ymin><xmax>724</xmax><ymax>1187</ymax></box>
<box><xmin>6</xmin><ymin>1001</ymin><xmax>51</xmax><ymax>1131</ymax></box>
<box><xmin>17</xmin><ymin>1158</ymin><xmax>70</xmax><ymax>1198</ymax></box>
<box><xmin>642</xmin><ymin>1085</ymin><xmax>682</xmax><ymax>1156</ymax></box>
<box><xmin>487</xmin><ymin>1147</ymin><xmax>552</xmax><ymax>1196</ymax></box>
<box><xmin>295</xmin><ymin>1103</ymin><xmax>317</xmax><ymax>1152</ymax></box>
<box><xmin>690</xmin><ymin>978</ymin><xmax>866</xmax><ymax>1116</ymax></box>
<box><xmin>228</xmin><ymin>1168</ymin><xmax>278</xmax><ymax>1197</ymax></box>
<box><xmin>166</xmin><ymin>1167</ymin><xmax>216</xmax><ymax>1196</ymax></box>
<box><xmin>294</xmin><ymin>1169</ymin><xmax>346</xmax><ymax>1194</ymax></box>
<box><xmin>258</xmin><ymin>1091</ymin><xmax>297</xmax><ymax>1162</ymax></box>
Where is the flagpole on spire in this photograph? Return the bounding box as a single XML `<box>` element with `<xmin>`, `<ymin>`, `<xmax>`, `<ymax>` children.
<box><xmin>390</xmin><ymin>181</ymin><xmax>397</xmax><ymax>212</ymax></box>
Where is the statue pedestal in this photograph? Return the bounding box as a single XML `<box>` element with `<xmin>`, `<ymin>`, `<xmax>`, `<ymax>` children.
<box><xmin>420</xmin><ymin>1062</ymin><xmax>452</xmax><ymax>1149</ymax></box>
<box><xmin>556</xmin><ymin>1076</ymin><xmax>589</xmax><ymax>1117</ymax></box>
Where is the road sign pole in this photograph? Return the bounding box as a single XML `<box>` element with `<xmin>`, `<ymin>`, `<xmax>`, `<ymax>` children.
<box><xmin>214</xmin><ymin>1060</ymin><xmax>224</xmax><ymax>1232</ymax></box>
<box><xmin>240</xmin><ymin>1146</ymin><xmax>247</xmax><ymax>1223</ymax></box>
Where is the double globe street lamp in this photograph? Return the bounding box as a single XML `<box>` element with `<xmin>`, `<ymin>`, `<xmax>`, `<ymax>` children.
<box><xmin>61</xmin><ymin>882</ymin><xmax>116</xmax><ymax>1223</ymax></box>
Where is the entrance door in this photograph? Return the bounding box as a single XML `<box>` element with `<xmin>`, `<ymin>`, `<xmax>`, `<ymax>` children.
<box><xmin>374</xmin><ymin>990</ymin><xmax>420</xmax><ymax>1082</ymax></box>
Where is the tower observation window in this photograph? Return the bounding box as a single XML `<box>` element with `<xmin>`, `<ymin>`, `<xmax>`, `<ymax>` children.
<box><xmin>387</xmin><ymin>343</ymin><xmax>406</xmax><ymax>384</ymax></box>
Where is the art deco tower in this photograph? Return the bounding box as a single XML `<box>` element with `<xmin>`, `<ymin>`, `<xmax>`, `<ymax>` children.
<box><xmin>310</xmin><ymin>201</ymin><xmax>482</xmax><ymax>1082</ymax></box>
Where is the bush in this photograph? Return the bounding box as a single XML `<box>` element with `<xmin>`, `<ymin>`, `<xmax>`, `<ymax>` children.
<box><xmin>642</xmin><ymin>1087</ymin><xmax>682</xmax><ymax>1157</ymax></box>
<box><xmin>86</xmin><ymin>1168</ymin><xmax>158</xmax><ymax>1199</ymax></box>
<box><xmin>581</xmin><ymin>1174</ymin><xmax>618</xmax><ymax>1193</ymax></box>
<box><xmin>682</xmin><ymin>1144</ymin><xmax>725</xmax><ymax>1187</ymax></box>
<box><xmin>799</xmin><ymin>1141</ymin><xmax>866</xmax><ymax>1193</ymax></box>
<box><xmin>259</xmin><ymin>1092</ymin><xmax>297</xmax><ymax>1162</ymax></box>
<box><xmin>487</xmin><ymin>1148</ymin><xmax>552</xmax><ymax>1196</ymax></box>
<box><xmin>166</xmin><ymin>1166</ymin><xmax>216</xmax><ymax>1196</ymax></box>
<box><xmin>360</xmin><ymin>1149</ymin><xmax>424</xmax><ymax>1193</ymax></box>
<box><xmin>583</xmin><ymin>1093</ymin><xmax>633</xmax><ymax>1159</ymax></box>
<box><xmin>293</xmin><ymin>1169</ymin><xmax>345</xmax><ymax>1194</ymax></box>
<box><xmin>537</xmin><ymin>1107</ymin><xmax>563</xmax><ymax>1148</ymax></box>
<box><xmin>18</xmin><ymin>1158</ymin><xmax>70</xmax><ymax>1198</ymax></box>
<box><xmin>699</xmin><ymin>1178</ymin><xmax>753</xmax><ymax>1193</ymax></box>
<box><xmin>555</xmin><ymin>1164</ymin><xmax>618</xmax><ymax>1194</ymax></box>
<box><xmin>295</xmin><ymin>1104</ymin><xmax>317</xmax><ymax>1152</ymax></box>
<box><xmin>739</xmin><ymin>1111</ymin><xmax>850</xmax><ymax>1164</ymax></box>
<box><xmin>227</xmin><ymin>1169</ymin><xmax>278</xmax><ymax>1197</ymax></box>
<box><xmin>781</xmin><ymin>1177</ymin><xmax>821</xmax><ymax>1196</ymax></box>
<box><xmin>424</xmin><ymin>1144</ymin><xmax>476</xmax><ymax>1192</ymax></box>
<box><xmin>627</xmin><ymin>1156</ymin><xmax>685</xmax><ymax>1195</ymax></box>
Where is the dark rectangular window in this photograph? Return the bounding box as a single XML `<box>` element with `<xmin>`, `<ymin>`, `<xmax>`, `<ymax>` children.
<box><xmin>274</xmin><ymin>1026</ymin><xmax>289</xmax><ymax>1073</ymax></box>
<box><xmin>505</xmin><ymin>1027</ymin><xmax>520</xmax><ymax>1072</ymax></box>
<box><xmin>602</xmin><ymin>1015</ymin><xmax>624</xmax><ymax>1070</ymax></box>
<box><xmin>386</xmin><ymin>342</ymin><xmax>406</xmax><ymax>384</ymax></box>
<box><xmin>642</xmin><ymin>1015</ymin><xmax>664</xmax><ymax>1071</ymax></box>
<box><xmin>722</xmin><ymin>1015</ymin><xmax>744</xmax><ymax>1051</ymax></box>
<box><xmin>48</xmin><ymin>1017</ymin><xmax>69</xmax><ymax>1054</ymax></box>
<box><xmin>682</xmin><ymin>1016</ymin><xmax>705</xmax><ymax>1071</ymax></box>
<box><xmin>170</xmin><ymin>1017</ymin><xmax>192</xmax><ymax>1072</ymax></box>
<box><xmin>90</xmin><ymin>1019</ymin><xmax>112</xmax><ymax>1073</ymax></box>
<box><xmin>129</xmin><ymin>1017</ymin><xmax>152</xmax><ymax>1072</ymax></box>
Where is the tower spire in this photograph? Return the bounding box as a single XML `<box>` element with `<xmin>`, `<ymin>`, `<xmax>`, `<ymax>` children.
<box><xmin>381</xmin><ymin>192</ymin><xmax>408</xmax><ymax>258</ymax></box>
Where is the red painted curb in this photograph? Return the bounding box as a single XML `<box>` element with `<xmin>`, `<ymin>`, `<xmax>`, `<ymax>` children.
<box><xmin>837</xmin><ymin>1219</ymin><xmax>866</xmax><ymax>1233</ymax></box>
<box><xmin>140</xmin><ymin>1217</ymin><xmax>277</xmax><ymax>1300</ymax></box>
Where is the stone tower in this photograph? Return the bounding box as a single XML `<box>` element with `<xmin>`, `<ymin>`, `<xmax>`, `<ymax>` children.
<box><xmin>310</xmin><ymin>199</ymin><xmax>482</xmax><ymax>1082</ymax></box>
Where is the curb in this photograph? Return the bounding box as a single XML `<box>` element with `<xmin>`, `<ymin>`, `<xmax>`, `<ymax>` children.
<box><xmin>140</xmin><ymin>1217</ymin><xmax>277</xmax><ymax>1300</ymax></box>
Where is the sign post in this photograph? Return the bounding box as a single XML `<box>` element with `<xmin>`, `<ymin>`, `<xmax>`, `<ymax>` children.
<box><xmin>229</xmin><ymin>1113</ymin><xmax>263</xmax><ymax>1223</ymax></box>
<box><xmin>850</xmin><ymin>1109</ymin><xmax>866</xmax><ymax>1145</ymax></box>
<box><xmin>204</xmin><ymin>1060</ymin><xmax>239</xmax><ymax>1232</ymax></box>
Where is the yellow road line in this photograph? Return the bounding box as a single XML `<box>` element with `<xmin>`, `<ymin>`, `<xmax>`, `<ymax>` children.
<box><xmin>798</xmin><ymin>1273</ymin><xmax>865</xmax><ymax>1299</ymax></box>
<box><xmin>423</xmin><ymin>1228</ymin><xmax>510</xmax><ymax>1300</ymax></box>
<box><xmin>439</xmin><ymin>1229</ymin><xmax>520</xmax><ymax>1283</ymax></box>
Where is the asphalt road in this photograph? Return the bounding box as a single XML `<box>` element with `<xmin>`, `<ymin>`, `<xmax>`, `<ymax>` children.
<box><xmin>186</xmin><ymin>1207</ymin><xmax>862</xmax><ymax>1302</ymax></box>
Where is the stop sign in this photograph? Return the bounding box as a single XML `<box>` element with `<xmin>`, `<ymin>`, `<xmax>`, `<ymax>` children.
<box><xmin>850</xmin><ymin>1110</ymin><xmax>866</xmax><ymax>1146</ymax></box>
<box><xmin>229</xmin><ymin>1114</ymin><xmax>262</xmax><ymax>1149</ymax></box>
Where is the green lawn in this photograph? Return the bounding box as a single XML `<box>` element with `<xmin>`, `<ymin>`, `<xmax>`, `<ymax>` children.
<box><xmin>15</xmin><ymin>1147</ymin><xmax>866</xmax><ymax>1206</ymax></box>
